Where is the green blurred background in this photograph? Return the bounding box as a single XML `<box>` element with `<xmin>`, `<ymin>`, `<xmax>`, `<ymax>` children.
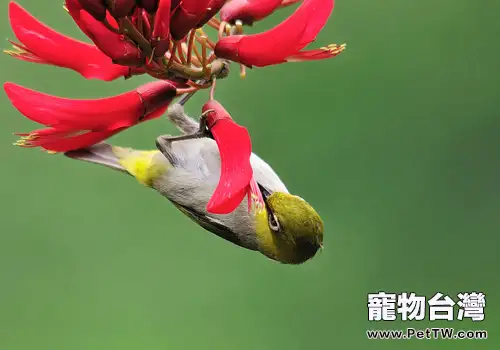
<box><xmin>0</xmin><ymin>0</ymin><xmax>498</xmax><ymax>349</ymax></box>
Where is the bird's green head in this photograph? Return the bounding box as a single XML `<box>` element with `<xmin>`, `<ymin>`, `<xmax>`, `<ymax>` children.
<box><xmin>255</xmin><ymin>186</ymin><xmax>324</xmax><ymax>264</ymax></box>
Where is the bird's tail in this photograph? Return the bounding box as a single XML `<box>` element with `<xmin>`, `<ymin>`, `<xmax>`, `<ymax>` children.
<box><xmin>65</xmin><ymin>143</ymin><xmax>167</xmax><ymax>187</ymax></box>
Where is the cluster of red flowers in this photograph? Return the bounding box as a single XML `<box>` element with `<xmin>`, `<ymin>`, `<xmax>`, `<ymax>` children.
<box><xmin>4</xmin><ymin>0</ymin><xmax>344</xmax><ymax>213</ymax></box>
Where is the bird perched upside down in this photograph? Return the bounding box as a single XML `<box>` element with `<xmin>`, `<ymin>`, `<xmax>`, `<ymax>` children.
<box><xmin>65</xmin><ymin>104</ymin><xmax>324</xmax><ymax>264</ymax></box>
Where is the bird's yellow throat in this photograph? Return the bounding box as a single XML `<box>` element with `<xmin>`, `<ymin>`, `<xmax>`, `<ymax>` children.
<box><xmin>113</xmin><ymin>147</ymin><xmax>168</xmax><ymax>187</ymax></box>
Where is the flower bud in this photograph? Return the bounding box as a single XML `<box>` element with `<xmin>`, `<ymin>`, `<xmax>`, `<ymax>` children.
<box><xmin>80</xmin><ymin>10</ymin><xmax>146</xmax><ymax>66</ymax></box>
<box><xmin>151</xmin><ymin>0</ymin><xmax>171</xmax><ymax>57</ymax></box>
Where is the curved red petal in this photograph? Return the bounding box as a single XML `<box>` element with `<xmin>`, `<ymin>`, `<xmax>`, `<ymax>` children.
<box><xmin>79</xmin><ymin>11</ymin><xmax>145</xmax><ymax>66</ymax></box>
<box><xmin>170</xmin><ymin>0</ymin><xmax>211</xmax><ymax>40</ymax></box>
<box><xmin>220</xmin><ymin>0</ymin><xmax>282</xmax><ymax>24</ymax></box>
<box><xmin>206</xmin><ymin>119</ymin><xmax>253</xmax><ymax>214</ymax></box>
<box><xmin>65</xmin><ymin>0</ymin><xmax>119</xmax><ymax>37</ymax></box>
<box><xmin>152</xmin><ymin>0</ymin><xmax>171</xmax><ymax>39</ymax></box>
<box><xmin>280</xmin><ymin>0</ymin><xmax>301</xmax><ymax>6</ymax></box>
<box><xmin>195</xmin><ymin>0</ymin><xmax>227</xmax><ymax>28</ymax></box>
<box><xmin>14</xmin><ymin>105</ymin><xmax>169</xmax><ymax>153</ymax></box>
<box><xmin>9</xmin><ymin>2</ymin><xmax>129</xmax><ymax>81</ymax></box>
<box><xmin>38</xmin><ymin>128</ymin><xmax>123</xmax><ymax>153</ymax></box>
<box><xmin>151</xmin><ymin>0</ymin><xmax>171</xmax><ymax>57</ymax></box>
<box><xmin>76</xmin><ymin>0</ymin><xmax>107</xmax><ymax>21</ymax></box>
<box><xmin>4</xmin><ymin>81</ymin><xmax>177</xmax><ymax>130</ymax></box>
<box><xmin>215</xmin><ymin>0</ymin><xmax>334</xmax><ymax>67</ymax></box>
<box><xmin>202</xmin><ymin>100</ymin><xmax>253</xmax><ymax>214</ymax></box>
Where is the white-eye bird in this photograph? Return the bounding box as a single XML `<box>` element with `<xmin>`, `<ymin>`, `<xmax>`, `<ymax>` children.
<box><xmin>65</xmin><ymin>104</ymin><xmax>324</xmax><ymax>264</ymax></box>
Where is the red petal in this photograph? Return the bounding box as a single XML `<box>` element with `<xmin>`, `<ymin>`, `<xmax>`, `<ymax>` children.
<box><xmin>280</xmin><ymin>0</ymin><xmax>301</xmax><ymax>7</ymax></box>
<box><xmin>23</xmin><ymin>128</ymin><xmax>122</xmax><ymax>153</ymax></box>
<box><xmin>220</xmin><ymin>0</ymin><xmax>282</xmax><ymax>25</ymax></box>
<box><xmin>170</xmin><ymin>0</ymin><xmax>211</xmax><ymax>40</ymax></box>
<box><xmin>195</xmin><ymin>0</ymin><xmax>227</xmax><ymax>28</ymax></box>
<box><xmin>5</xmin><ymin>80</ymin><xmax>177</xmax><ymax>133</ymax></box>
<box><xmin>8</xmin><ymin>2</ymin><xmax>130</xmax><ymax>81</ymax></box>
<box><xmin>151</xmin><ymin>0</ymin><xmax>171</xmax><ymax>57</ymax></box>
<box><xmin>79</xmin><ymin>10</ymin><xmax>145</xmax><ymax>66</ymax></box>
<box><xmin>215</xmin><ymin>0</ymin><xmax>334</xmax><ymax>67</ymax></box>
<box><xmin>203</xmin><ymin>100</ymin><xmax>254</xmax><ymax>214</ymax></box>
<box><xmin>42</xmin><ymin>129</ymin><xmax>121</xmax><ymax>152</ymax></box>
<box><xmin>76</xmin><ymin>0</ymin><xmax>107</xmax><ymax>21</ymax></box>
<box><xmin>15</xmin><ymin>106</ymin><xmax>169</xmax><ymax>153</ymax></box>
<box><xmin>66</xmin><ymin>1</ymin><xmax>120</xmax><ymax>41</ymax></box>
<box><xmin>152</xmin><ymin>0</ymin><xmax>171</xmax><ymax>39</ymax></box>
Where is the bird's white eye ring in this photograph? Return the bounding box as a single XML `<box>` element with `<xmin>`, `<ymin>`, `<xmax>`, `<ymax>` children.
<box><xmin>268</xmin><ymin>212</ymin><xmax>281</xmax><ymax>232</ymax></box>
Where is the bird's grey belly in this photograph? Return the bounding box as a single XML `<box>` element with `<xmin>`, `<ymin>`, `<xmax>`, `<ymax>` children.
<box><xmin>153</xmin><ymin>138</ymin><xmax>259</xmax><ymax>251</ymax></box>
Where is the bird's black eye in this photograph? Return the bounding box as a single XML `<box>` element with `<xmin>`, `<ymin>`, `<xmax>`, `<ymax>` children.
<box><xmin>268</xmin><ymin>212</ymin><xmax>281</xmax><ymax>232</ymax></box>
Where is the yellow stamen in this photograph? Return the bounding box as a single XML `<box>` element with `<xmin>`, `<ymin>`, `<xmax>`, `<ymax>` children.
<box><xmin>321</xmin><ymin>43</ymin><xmax>347</xmax><ymax>55</ymax></box>
<box><xmin>198</xmin><ymin>35</ymin><xmax>210</xmax><ymax>78</ymax></box>
<box><xmin>147</xmin><ymin>46</ymin><xmax>156</xmax><ymax>64</ymax></box>
<box><xmin>235</xmin><ymin>20</ymin><xmax>243</xmax><ymax>34</ymax></box>
<box><xmin>239</xmin><ymin>64</ymin><xmax>246</xmax><ymax>79</ymax></box>
<box><xmin>218</xmin><ymin>21</ymin><xmax>227</xmax><ymax>38</ymax></box>
<box><xmin>197</xmin><ymin>28</ymin><xmax>215</xmax><ymax>49</ymax></box>
<box><xmin>176</xmin><ymin>41</ymin><xmax>187</xmax><ymax>64</ymax></box>
<box><xmin>210</xmin><ymin>16</ymin><xmax>221</xmax><ymax>27</ymax></box>
<box><xmin>191</xmin><ymin>44</ymin><xmax>204</xmax><ymax>67</ymax></box>
<box><xmin>3</xmin><ymin>43</ymin><xmax>27</xmax><ymax>56</ymax></box>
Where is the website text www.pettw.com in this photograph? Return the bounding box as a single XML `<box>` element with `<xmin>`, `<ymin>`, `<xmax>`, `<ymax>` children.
<box><xmin>366</xmin><ymin>328</ymin><xmax>487</xmax><ymax>340</ymax></box>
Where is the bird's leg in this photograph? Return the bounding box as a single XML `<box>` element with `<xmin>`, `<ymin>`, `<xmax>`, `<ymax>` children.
<box><xmin>156</xmin><ymin>108</ymin><xmax>215</xmax><ymax>161</ymax></box>
<box><xmin>155</xmin><ymin>134</ymin><xmax>180</xmax><ymax>165</ymax></box>
<box><xmin>161</xmin><ymin>109</ymin><xmax>214</xmax><ymax>143</ymax></box>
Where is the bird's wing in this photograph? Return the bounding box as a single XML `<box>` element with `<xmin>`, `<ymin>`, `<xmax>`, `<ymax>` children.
<box><xmin>170</xmin><ymin>200</ymin><xmax>252</xmax><ymax>249</ymax></box>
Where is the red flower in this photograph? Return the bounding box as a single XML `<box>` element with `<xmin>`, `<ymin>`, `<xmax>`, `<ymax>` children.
<box><xmin>202</xmin><ymin>99</ymin><xmax>263</xmax><ymax>214</ymax></box>
<box><xmin>214</xmin><ymin>0</ymin><xmax>345</xmax><ymax>67</ymax></box>
<box><xmin>5</xmin><ymin>80</ymin><xmax>181</xmax><ymax>152</ymax></box>
<box><xmin>4</xmin><ymin>0</ymin><xmax>346</xmax><ymax>216</ymax></box>
<box><xmin>6</xmin><ymin>1</ymin><xmax>131</xmax><ymax>81</ymax></box>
